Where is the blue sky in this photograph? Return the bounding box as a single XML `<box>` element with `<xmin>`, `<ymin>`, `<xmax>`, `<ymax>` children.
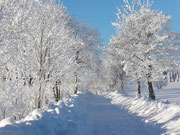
<box><xmin>62</xmin><ymin>0</ymin><xmax>180</xmax><ymax>45</ymax></box>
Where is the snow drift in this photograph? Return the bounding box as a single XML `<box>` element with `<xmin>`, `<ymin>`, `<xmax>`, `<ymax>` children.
<box><xmin>105</xmin><ymin>91</ymin><xmax>180</xmax><ymax>134</ymax></box>
<box><xmin>0</xmin><ymin>92</ymin><xmax>180</xmax><ymax>135</ymax></box>
<box><xmin>0</xmin><ymin>94</ymin><xmax>82</xmax><ymax>135</ymax></box>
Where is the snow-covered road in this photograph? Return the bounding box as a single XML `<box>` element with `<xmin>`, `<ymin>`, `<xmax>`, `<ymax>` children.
<box><xmin>0</xmin><ymin>92</ymin><xmax>170</xmax><ymax>135</ymax></box>
<box><xmin>82</xmin><ymin>94</ymin><xmax>164</xmax><ymax>135</ymax></box>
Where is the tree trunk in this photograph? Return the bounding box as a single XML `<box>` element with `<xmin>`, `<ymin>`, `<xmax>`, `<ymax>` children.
<box><xmin>146</xmin><ymin>64</ymin><xmax>155</xmax><ymax>100</ymax></box>
<box><xmin>74</xmin><ymin>75</ymin><xmax>78</xmax><ymax>94</ymax></box>
<box><xmin>58</xmin><ymin>89</ymin><xmax>60</xmax><ymax>101</ymax></box>
<box><xmin>148</xmin><ymin>81</ymin><xmax>155</xmax><ymax>100</ymax></box>
<box><xmin>121</xmin><ymin>80</ymin><xmax>124</xmax><ymax>92</ymax></box>
<box><xmin>37</xmin><ymin>86</ymin><xmax>41</xmax><ymax>109</ymax></box>
<box><xmin>74</xmin><ymin>86</ymin><xmax>78</xmax><ymax>94</ymax></box>
<box><xmin>56</xmin><ymin>82</ymin><xmax>59</xmax><ymax>102</ymax></box>
<box><xmin>54</xmin><ymin>81</ymin><xmax>61</xmax><ymax>102</ymax></box>
<box><xmin>55</xmin><ymin>86</ymin><xmax>58</xmax><ymax>102</ymax></box>
<box><xmin>137</xmin><ymin>81</ymin><xmax>141</xmax><ymax>95</ymax></box>
<box><xmin>2</xmin><ymin>109</ymin><xmax>6</xmax><ymax>119</ymax></box>
<box><xmin>177</xmin><ymin>73</ymin><xmax>179</xmax><ymax>82</ymax></box>
<box><xmin>119</xmin><ymin>72</ymin><xmax>124</xmax><ymax>92</ymax></box>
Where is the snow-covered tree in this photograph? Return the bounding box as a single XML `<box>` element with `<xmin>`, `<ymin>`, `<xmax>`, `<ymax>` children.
<box><xmin>0</xmin><ymin>0</ymin><xmax>103</xmax><ymax>120</ymax></box>
<box><xmin>102</xmin><ymin>45</ymin><xmax>128</xmax><ymax>92</ymax></box>
<box><xmin>0</xmin><ymin>0</ymin><xmax>83</xmax><ymax>119</ymax></box>
<box><xmin>17</xmin><ymin>0</ymin><xmax>83</xmax><ymax>108</ymax></box>
<box><xmin>71</xmin><ymin>21</ymin><xmax>101</xmax><ymax>94</ymax></box>
<box><xmin>0</xmin><ymin>0</ymin><xmax>27</xmax><ymax>119</ymax></box>
<box><xmin>110</xmin><ymin>0</ymin><xmax>176</xmax><ymax>99</ymax></box>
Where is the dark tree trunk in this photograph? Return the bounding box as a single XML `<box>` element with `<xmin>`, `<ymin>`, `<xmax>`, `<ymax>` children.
<box><xmin>74</xmin><ymin>75</ymin><xmax>78</xmax><ymax>94</ymax></box>
<box><xmin>54</xmin><ymin>81</ymin><xmax>61</xmax><ymax>102</ymax></box>
<box><xmin>121</xmin><ymin>80</ymin><xmax>124</xmax><ymax>92</ymax></box>
<box><xmin>74</xmin><ymin>87</ymin><xmax>78</xmax><ymax>94</ymax></box>
<box><xmin>37</xmin><ymin>86</ymin><xmax>41</xmax><ymax>108</ymax></box>
<box><xmin>137</xmin><ymin>81</ymin><xmax>141</xmax><ymax>95</ymax></box>
<box><xmin>148</xmin><ymin>81</ymin><xmax>155</xmax><ymax>100</ymax></box>
<box><xmin>2</xmin><ymin>109</ymin><xmax>6</xmax><ymax>119</ymax></box>
<box><xmin>55</xmin><ymin>85</ymin><xmax>59</xmax><ymax>102</ymax></box>
<box><xmin>146</xmin><ymin>64</ymin><xmax>155</xmax><ymax>100</ymax></box>
<box><xmin>119</xmin><ymin>72</ymin><xmax>124</xmax><ymax>92</ymax></box>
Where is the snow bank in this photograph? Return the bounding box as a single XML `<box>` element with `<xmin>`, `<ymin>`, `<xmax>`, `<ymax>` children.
<box><xmin>105</xmin><ymin>91</ymin><xmax>180</xmax><ymax>134</ymax></box>
<box><xmin>0</xmin><ymin>117</ymin><xmax>15</xmax><ymax>127</ymax></box>
<box><xmin>0</xmin><ymin>91</ymin><xmax>180</xmax><ymax>135</ymax></box>
<box><xmin>0</xmin><ymin>93</ymin><xmax>83</xmax><ymax>135</ymax></box>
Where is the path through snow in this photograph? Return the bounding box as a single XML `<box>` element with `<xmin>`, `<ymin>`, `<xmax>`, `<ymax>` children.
<box><xmin>0</xmin><ymin>92</ymin><xmax>166</xmax><ymax>135</ymax></box>
<box><xmin>81</xmin><ymin>94</ymin><xmax>164</xmax><ymax>135</ymax></box>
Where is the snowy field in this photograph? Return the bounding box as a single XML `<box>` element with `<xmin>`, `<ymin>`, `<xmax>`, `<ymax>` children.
<box><xmin>129</xmin><ymin>82</ymin><xmax>180</xmax><ymax>104</ymax></box>
<box><xmin>155</xmin><ymin>83</ymin><xmax>180</xmax><ymax>104</ymax></box>
<box><xmin>0</xmin><ymin>83</ymin><xmax>180</xmax><ymax>135</ymax></box>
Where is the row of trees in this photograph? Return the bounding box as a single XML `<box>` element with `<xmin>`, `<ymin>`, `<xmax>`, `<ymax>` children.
<box><xmin>103</xmin><ymin>0</ymin><xmax>180</xmax><ymax>99</ymax></box>
<box><xmin>0</xmin><ymin>0</ymin><xmax>179</xmax><ymax>121</ymax></box>
<box><xmin>0</xmin><ymin>0</ymin><xmax>101</xmax><ymax>120</ymax></box>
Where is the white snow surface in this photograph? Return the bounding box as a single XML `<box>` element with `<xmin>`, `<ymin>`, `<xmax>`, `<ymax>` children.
<box><xmin>155</xmin><ymin>82</ymin><xmax>180</xmax><ymax>104</ymax></box>
<box><xmin>0</xmin><ymin>91</ymin><xmax>180</xmax><ymax>135</ymax></box>
<box><xmin>129</xmin><ymin>82</ymin><xmax>180</xmax><ymax>104</ymax></box>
